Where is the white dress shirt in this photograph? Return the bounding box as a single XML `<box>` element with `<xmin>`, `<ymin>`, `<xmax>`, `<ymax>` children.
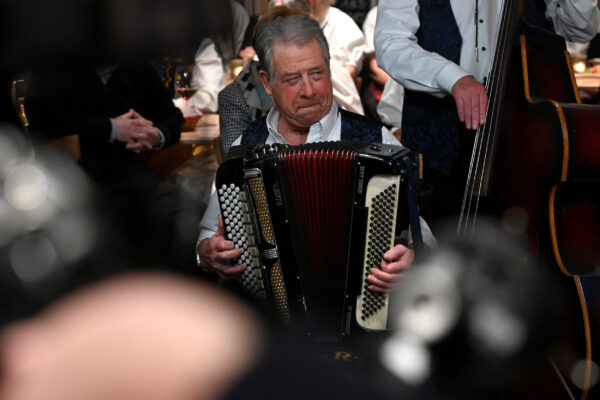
<box><xmin>362</xmin><ymin>6</ymin><xmax>378</xmax><ymax>53</ymax></box>
<box><xmin>321</xmin><ymin>7</ymin><xmax>368</xmax><ymax>114</ymax></box>
<box><xmin>362</xmin><ymin>6</ymin><xmax>405</xmax><ymax>136</ymax></box>
<box><xmin>188</xmin><ymin>0</ymin><xmax>249</xmax><ymax>113</ymax></box>
<box><xmin>323</xmin><ymin>7</ymin><xmax>368</xmax><ymax>71</ymax></box>
<box><xmin>375</xmin><ymin>0</ymin><xmax>600</xmax><ymax>97</ymax></box>
<box><xmin>189</xmin><ymin>38</ymin><xmax>225</xmax><ymax>113</ymax></box>
<box><xmin>377</xmin><ymin>78</ymin><xmax>405</xmax><ymax>135</ymax></box>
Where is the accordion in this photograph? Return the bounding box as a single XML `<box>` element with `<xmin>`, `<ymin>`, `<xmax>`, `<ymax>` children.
<box><xmin>216</xmin><ymin>142</ymin><xmax>422</xmax><ymax>339</ymax></box>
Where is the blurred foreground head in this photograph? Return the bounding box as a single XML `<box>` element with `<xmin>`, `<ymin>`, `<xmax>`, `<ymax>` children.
<box><xmin>0</xmin><ymin>272</ymin><xmax>264</xmax><ymax>400</ymax></box>
<box><xmin>380</xmin><ymin>218</ymin><xmax>567</xmax><ymax>397</ymax></box>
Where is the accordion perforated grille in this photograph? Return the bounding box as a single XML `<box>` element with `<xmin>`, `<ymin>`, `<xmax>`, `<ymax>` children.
<box><xmin>356</xmin><ymin>177</ymin><xmax>400</xmax><ymax>330</ymax></box>
<box><xmin>248</xmin><ymin>177</ymin><xmax>290</xmax><ymax>321</ymax></box>
<box><xmin>249</xmin><ymin>178</ymin><xmax>275</xmax><ymax>245</ymax></box>
<box><xmin>362</xmin><ymin>184</ymin><xmax>396</xmax><ymax>313</ymax></box>
<box><xmin>270</xmin><ymin>262</ymin><xmax>291</xmax><ymax>321</ymax></box>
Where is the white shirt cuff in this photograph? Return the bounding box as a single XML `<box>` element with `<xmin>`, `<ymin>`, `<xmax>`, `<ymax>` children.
<box><xmin>436</xmin><ymin>63</ymin><xmax>471</xmax><ymax>96</ymax></box>
<box><xmin>109</xmin><ymin>118</ymin><xmax>117</xmax><ymax>142</ymax></box>
<box><xmin>153</xmin><ymin>128</ymin><xmax>166</xmax><ymax>150</ymax></box>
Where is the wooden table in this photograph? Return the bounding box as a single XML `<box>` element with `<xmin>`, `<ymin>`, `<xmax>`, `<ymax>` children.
<box><xmin>180</xmin><ymin>113</ymin><xmax>220</xmax><ymax>145</ymax></box>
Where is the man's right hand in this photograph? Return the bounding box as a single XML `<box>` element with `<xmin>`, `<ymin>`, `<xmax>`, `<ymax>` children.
<box><xmin>451</xmin><ymin>75</ymin><xmax>488</xmax><ymax>130</ymax></box>
<box><xmin>198</xmin><ymin>216</ymin><xmax>246</xmax><ymax>280</ymax></box>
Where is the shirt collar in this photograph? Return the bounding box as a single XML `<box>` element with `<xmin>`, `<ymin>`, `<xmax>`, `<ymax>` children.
<box><xmin>265</xmin><ymin>102</ymin><xmax>339</xmax><ymax>144</ymax></box>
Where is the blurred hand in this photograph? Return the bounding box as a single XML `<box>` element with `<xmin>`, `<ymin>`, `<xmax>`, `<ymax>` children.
<box><xmin>114</xmin><ymin>109</ymin><xmax>160</xmax><ymax>153</ymax></box>
<box><xmin>367</xmin><ymin>54</ymin><xmax>391</xmax><ymax>88</ymax></box>
<box><xmin>198</xmin><ymin>216</ymin><xmax>246</xmax><ymax>280</ymax></box>
<box><xmin>367</xmin><ymin>244</ymin><xmax>414</xmax><ymax>293</ymax></box>
<box><xmin>452</xmin><ymin>75</ymin><xmax>488</xmax><ymax>130</ymax></box>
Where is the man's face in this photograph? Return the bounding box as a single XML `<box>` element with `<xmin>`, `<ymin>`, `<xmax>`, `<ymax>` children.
<box><xmin>260</xmin><ymin>39</ymin><xmax>333</xmax><ymax>130</ymax></box>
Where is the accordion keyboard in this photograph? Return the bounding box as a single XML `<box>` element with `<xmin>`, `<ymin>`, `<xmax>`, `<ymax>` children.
<box><xmin>356</xmin><ymin>175</ymin><xmax>401</xmax><ymax>330</ymax></box>
<box><xmin>217</xmin><ymin>183</ymin><xmax>267</xmax><ymax>303</ymax></box>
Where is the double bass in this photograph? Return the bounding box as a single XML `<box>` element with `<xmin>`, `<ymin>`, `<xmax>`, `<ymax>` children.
<box><xmin>458</xmin><ymin>1</ymin><xmax>600</xmax><ymax>399</ymax></box>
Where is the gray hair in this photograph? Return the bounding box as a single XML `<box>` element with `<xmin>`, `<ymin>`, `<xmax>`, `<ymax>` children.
<box><xmin>254</xmin><ymin>15</ymin><xmax>330</xmax><ymax>82</ymax></box>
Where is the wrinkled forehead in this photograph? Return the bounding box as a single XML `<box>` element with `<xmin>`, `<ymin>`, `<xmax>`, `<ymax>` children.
<box><xmin>271</xmin><ymin>38</ymin><xmax>329</xmax><ymax>74</ymax></box>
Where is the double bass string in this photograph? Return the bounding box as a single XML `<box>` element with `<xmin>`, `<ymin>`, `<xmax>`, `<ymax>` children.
<box><xmin>459</xmin><ymin>0</ymin><xmax>515</xmax><ymax>236</ymax></box>
<box><xmin>475</xmin><ymin>0</ymin><xmax>514</xmax><ymax>210</ymax></box>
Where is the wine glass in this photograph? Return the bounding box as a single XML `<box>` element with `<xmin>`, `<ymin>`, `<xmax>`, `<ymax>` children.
<box><xmin>174</xmin><ymin>65</ymin><xmax>197</xmax><ymax>106</ymax></box>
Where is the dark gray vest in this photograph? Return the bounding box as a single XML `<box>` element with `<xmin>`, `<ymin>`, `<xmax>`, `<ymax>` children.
<box><xmin>240</xmin><ymin>108</ymin><xmax>384</xmax><ymax>144</ymax></box>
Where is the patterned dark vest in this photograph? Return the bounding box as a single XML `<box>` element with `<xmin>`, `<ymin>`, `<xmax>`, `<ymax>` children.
<box><xmin>402</xmin><ymin>0</ymin><xmax>549</xmax><ymax>175</ymax></box>
<box><xmin>240</xmin><ymin>108</ymin><xmax>383</xmax><ymax>144</ymax></box>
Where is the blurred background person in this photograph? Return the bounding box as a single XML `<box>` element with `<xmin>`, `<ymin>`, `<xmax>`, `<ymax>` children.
<box><xmin>24</xmin><ymin>57</ymin><xmax>197</xmax><ymax>272</ymax></box>
<box><xmin>183</xmin><ymin>0</ymin><xmax>250</xmax><ymax>114</ymax></box>
<box><xmin>306</xmin><ymin>0</ymin><xmax>367</xmax><ymax>115</ymax></box>
<box><xmin>360</xmin><ymin>3</ymin><xmax>392</xmax><ymax>121</ymax></box>
<box><xmin>360</xmin><ymin>2</ymin><xmax>403</xmax><ymax>143</ymax></box>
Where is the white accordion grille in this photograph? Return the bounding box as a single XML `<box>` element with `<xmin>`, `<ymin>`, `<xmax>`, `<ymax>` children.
<box><xmin>356</xmin><ymin>175</ymin><xmax>401</xmax><ymax>330</ymax></box>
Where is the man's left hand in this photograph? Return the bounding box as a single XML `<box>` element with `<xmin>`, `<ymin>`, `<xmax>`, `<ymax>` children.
<box><xmin>367</xmin><ymin>244</ymin><xmax>414</xmax><ymax>293</ymax></box>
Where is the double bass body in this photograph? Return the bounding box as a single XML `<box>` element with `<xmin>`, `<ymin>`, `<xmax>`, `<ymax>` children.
<box><xmin>462</xmin><ymin>13</ymin><xmax>600</xmax><ymax>400</ymax></box>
